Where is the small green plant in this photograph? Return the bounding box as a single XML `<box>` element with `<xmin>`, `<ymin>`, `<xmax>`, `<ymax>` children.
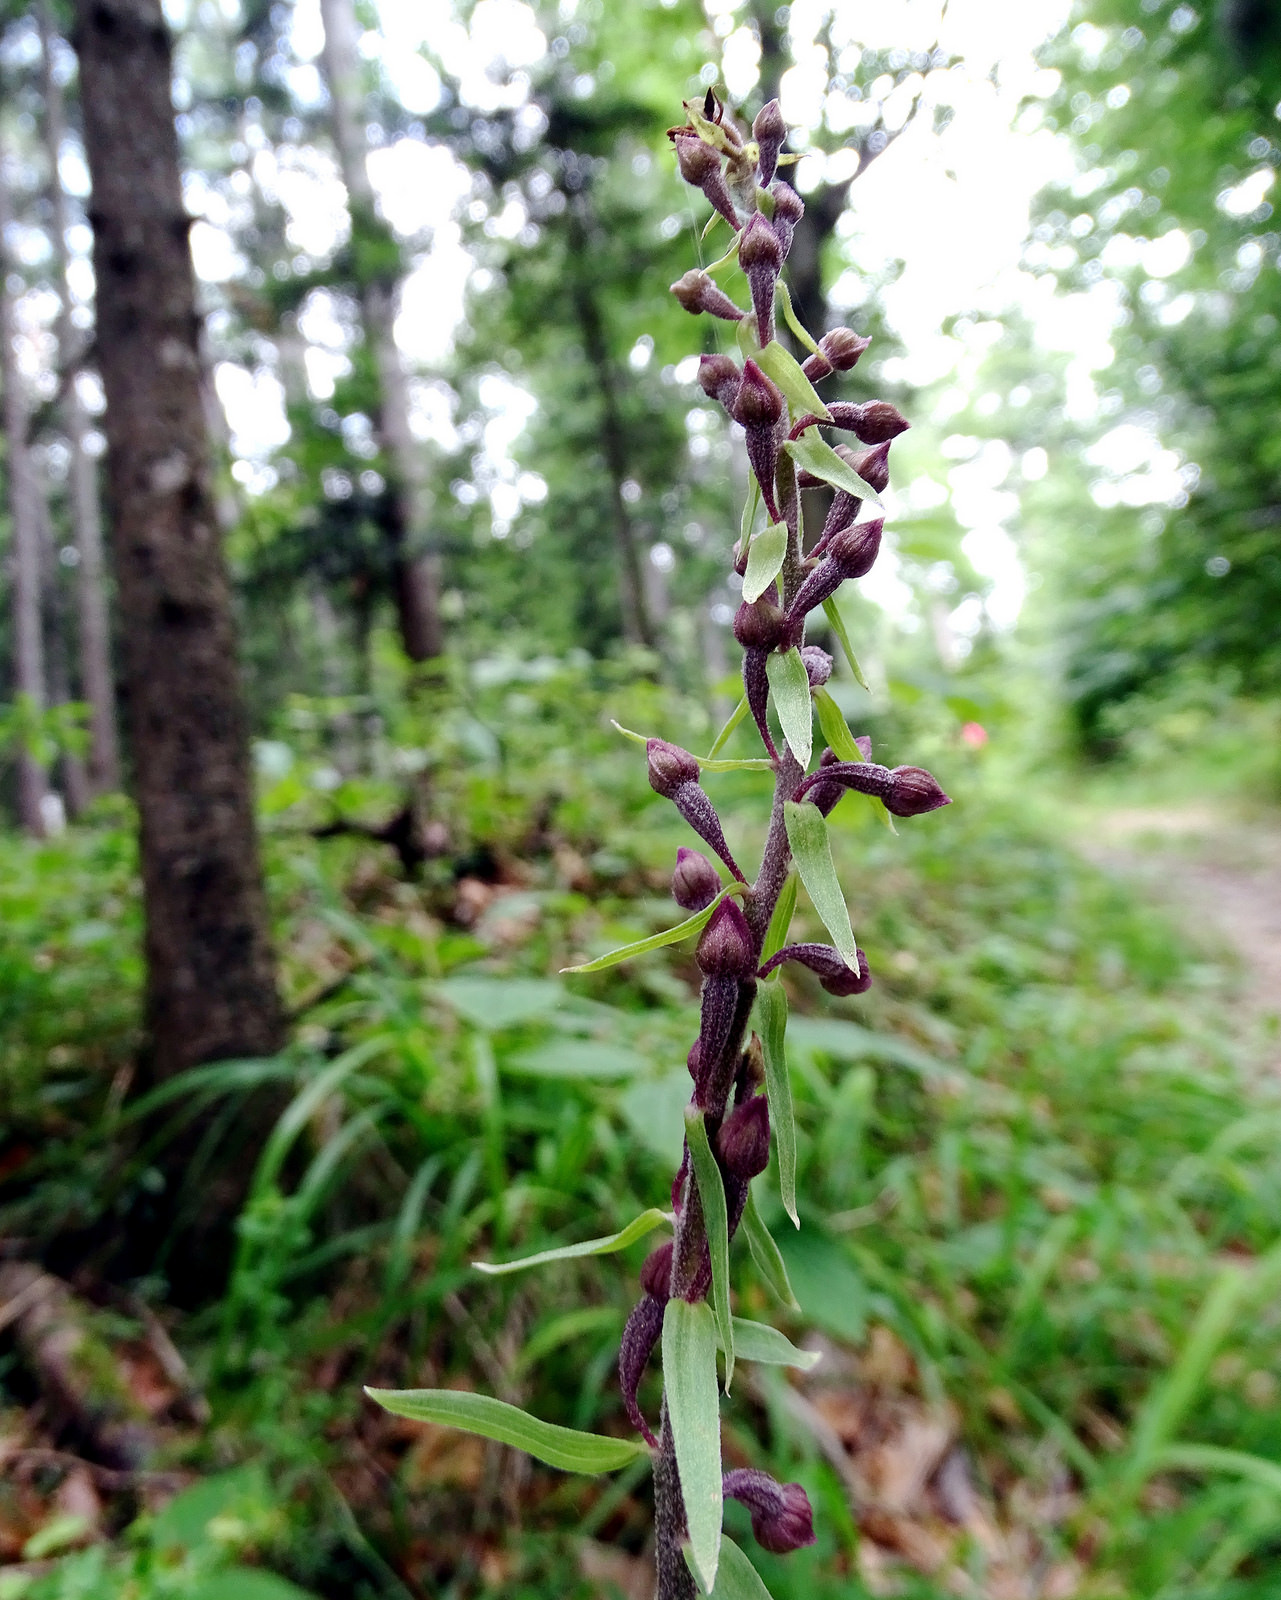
<box><xmin>366</xmin><ymin>92</ymin><xmax>950</xmax><ymax>1598</ymax></box>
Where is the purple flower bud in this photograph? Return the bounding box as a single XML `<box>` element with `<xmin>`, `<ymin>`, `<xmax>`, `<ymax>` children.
<box><xmin>781</xmin><ymin>551</ymin><xmax>846</xmax><ymax>626</ymax></box>
<box><xmin>769</xmin><ymin>180</ymin><xmax>804</xmax><ymax>258</ymax></box>
<box><xmin>737</xmin><ymin>1032</ymin><xmax>765</xmax><ymax>1094</ymax></box>
<box><xmin>732</xmin><ymin>360</ymin><xmax>785</xmax><ymax>521</ymax></box>
<box><xmin>640</xmin><ymin>1241</ymin><xmax>674</xmax><ymax>1302</ymax></box>
<box><xmin>687</xmin><ymin>1037</ymin><xmax>703</xmax><ymax>1084</ymax></box>
<box><xmin>855</xmin><ymin>735</ymin><xmax>873</xmax><ymax>760</ymax></box>
<box><xmin>801</xmin><ymin>645</ymin><xmax>832</xmax><ymax>688</ymax></box>
<box><xmin>739</xmin><ymin>212</ymin><xmax>783</xmax><ymax>345</ymax></box>
<box><xmin>696</xmin><ymin>897</ymin><xmax>755</xmax><ymax>978</ymax></box>
<box><xmin>673</xmin><ymin>846</ymin><xmax>722</xmax><ymax>911</ymax></box>
<box><xmin>698</xmin><ymin>353</ymin><xmax>742</xmax><ymax>413</ymax></box>
<box><xmin>716</xmin><ymin>1093</ymin><xmax>770</xmax><ymax>1179</ymax></box>
<box><xmin>758</xmin><ymin>942</ymin><xmax>871</xmax><ymax>996</ymax></box>
<box><xmin>723</xmin><ymin>1469</ymin><xmax>816</xmax><ymax>1555</ymax></box>
<box><xmin>674</xmin><ymin>133</ymin><xmax>741</xmax><ymax>231</ymax></box>
<box><xmin>800</xmin><ymin>327</ymin><xmax>872</xmax><ymax>384</ymax></box>
<box><xmin>850</xmin><ymin>440</ymin><xmax>892</xmax><ymax>493</ymax></box>
<box><xmin>671</xmin><ymin>268</ymin><xmax>744</xmax><ymax>322</ymax></box>
<box><xmin>886</xmin><ymin>765</ymin><xmax>952</xmax><ymax>818</ymax></box>
<box><xmin>753</xmin><ymin>98</ymin><xmax>787</xmax><ymax>186</ymax></box>
<box><xmin>647</xmin><ymin>738</ymin><xmax>701</xmax><ymax>798</ymax></box>
<box><xmin>824</xmin><ymin>517</ymin><xmax>883</xmax><ymax>581</ymax></box>
<box><xmin>827</xmin><ymin>399</ymin><xmax>909</xmax><ymax>444</ymax></box>
<box><xmin>619</xmin><ymin>1294</ymin><xmax>664</xmax><ymax>1446</ymax></box>
<box><xmin>733</xmin><ymin>596</ymin><xmax>785</xmax><ymax>652</ymax></box>
<box><xmin>741</xmin><ymin>647</ymin><xmax>779</xmax><ymax>762</ymax></box>
<box><xmin>674</xmin><ymin>781</ymin><xmax>746</xmax><ymax>881</ymax></box>
<box><xmin>795</xmin><ymin>759</ymin><xmax>894</xmax><ymax>807</ymax></box>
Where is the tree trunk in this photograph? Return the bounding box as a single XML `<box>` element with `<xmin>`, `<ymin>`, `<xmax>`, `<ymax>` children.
<box><xmin>0</xmin><ymin>160</ymin><xmax>52</xmax><ymax>837</ymax></box>
<box><xmin>317</xmin><ymin>0</ymin><xmax>444</xmax><ymax>662</ymax></box>
<box><xmin>38</xmin><ymin>0</ymin><xmax>121</xmax><ymax>798</ymax></box>
<box><xmin>72</xmin><ymin>0</ymin><xmax>284</xmax><ymax>1079</ymax></box>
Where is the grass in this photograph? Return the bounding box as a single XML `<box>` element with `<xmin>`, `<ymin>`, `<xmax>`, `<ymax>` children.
<box><xmin>2</xmin><ymin>663</ymin><xmax>1280</xmax><ymax>1598</ymax></box>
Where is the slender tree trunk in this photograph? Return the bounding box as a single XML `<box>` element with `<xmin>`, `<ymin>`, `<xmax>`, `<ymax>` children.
<box><xmin>566</xmin><ymin>199</ymin><xmax>656</xmax><ymax>650</ymax></box>
<box><xmin>317</xmin><ymin>0</ymin><xmax>443</xmax><ymax>662</ymax></box>
<box><xmin>35</xmin><ymin>473</ymin><xmax>90</xmax><ymax>818</ymax></box>
<box><xmin>0</xmin><ymin>158</ymin><xmax>51</xmax><ymax>836</ymax></box>
<box><xmin>72</xmin><ymin>0</ymin><xmax>283</xmax><ymax>1078</ymax></box>
<box><xmin>38</xmin><ymin>0</ymin><xmax>121</xmax><ymax>797</ymax></box>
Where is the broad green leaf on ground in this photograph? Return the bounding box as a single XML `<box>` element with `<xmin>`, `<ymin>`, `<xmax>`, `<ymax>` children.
<box><xmin>720</xmin><ymin>1317</ymin><xmax>820</xmax><ymax>1370</ymax></box>
<box><xmin>740</xmin><ymin>1187</ymin><xmax>799</xmax><ymax>1309</ymax></box>
<box><xmin>821</xmin><ymin>597</ymin><xmax>870</xmax><ymax>691</ymax></box>
<box><xmin>365</xmin><ymin>1389</ymin><xmax>649</xmax><ymax>1473</ymax></box>
<box><xmin>561</xmin><ymin>885</ymin><xmax>745</xmax><ymax>973</ymax></box>
<box><xmin>663</xmin><ymin>1299</ymin><xmax>723</xmax><ymax>1592</ymax></box>
<box><xmin>783</xmin><ymin>801</ymin><xmax>858</xmax><ymax>970</ymax></box>
<box><xmin>436</xmin><ymin>976</ymin><xmax>564</xmax><ymax>1031</ymax></box>
<box><xmin>619</xmin><ymin>1070</ymin><xmax>690</xmax><ymax>1163</ymax></box>
<box><xmin>502</xmin><ymin>1038</ymin><xmax>647</xmax><ymax>1079</ymax></box>
<box><xmin>686</xmin><ymin>1533</ymin><xmax>776</xmax><ymax>1597</ymax></box>
<box><xmin>685</xmin><ymin>1106</ymin><xmax>735</xmax><ymax>1390</ymax></box>
<box><xmin>813</xmin><ymin>687</ymin><xmax>864</xmax><ymax>763</ymax></box>
<box><xmin>706</xmin><ymin>696</ymin><xmax>750</xmax><ymax>759</ymax></box>
<box><xmin>754</xmin><ymin>982</ymin><xmax>797</xmax><ymax>1226</ymax></box>
<box><xmin>777</xmin><ymin>1230</ymin><xmax>869</xmax><ymax>1343</ymax></box>
<box><xmin>191</xmin><ymin>1574</ymin><xmax>319</xmax><ymax>1600</ymax></box>
<box><xmin>783</xmin><ymin>433</ymin><xmax>882</xmax><ymax>505</ymax></box>
<box><xmin>765</xmin><ymin>649</ymin><xmax>813</xmax><ymax>768</ymax></box>
<box><xmin>474</xmin><ymin>1207</ymin><xmax>672</xmax><ymax>1275</ymax></box>
<box><xmin>775</xmin><ymin>278</ymin><xmax>820</xmax><ymax>355</ymax></box>
<box><xmin>741</xmin><ymin>522</ymin><xmax>788</xmax><ymax>604</ymax></box>
<box><xmin>737</xmin><ymin>319</ymin><xmax>831</xmax><ymax>423</ymax></box>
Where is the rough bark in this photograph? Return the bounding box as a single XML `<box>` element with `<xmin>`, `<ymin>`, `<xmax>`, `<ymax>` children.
<box><xmin>317</xmin><ymin>0</ymin><xmax>444</xmax><ymax>662</ymax></box>
<box><xmin>39</xmin><ymin>0</ymin><xmax>121</xmax><ymax>797</ymax></box>
<box><xmin>0</xmin><ymin>160</ymin><xmax>52</xmax><ymax>836</ymax></box>
<box><xmin>72</xmin><ymin>0</ymin><xmax>283</xmax><ymax>1078</ymax></box>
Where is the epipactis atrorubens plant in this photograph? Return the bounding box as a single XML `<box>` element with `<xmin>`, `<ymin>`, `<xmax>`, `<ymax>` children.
<box><xmin>367</xmin><ymin>91</ymin><xmax>951</xmax><ymax>1600</ymax></box>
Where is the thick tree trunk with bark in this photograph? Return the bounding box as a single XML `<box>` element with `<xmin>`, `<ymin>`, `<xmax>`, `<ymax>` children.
<box><xmin>72</xmin><ymin>0</ymin><xmax>283</xmax><ymax>1078</ymax></box>
<box><xmin>39</xmin><ymin>0</ymin><xmax>121</xmax><ymax>798</ymax></box>
<box><xmin>318</xmin><ymin>0</ymin><xmax>444</xmax><ymax>662</ymax></box>
<box><xmin>0</xmin><ymin>161</ymin><xmax>52</xmax><ymax>836</ymax></box>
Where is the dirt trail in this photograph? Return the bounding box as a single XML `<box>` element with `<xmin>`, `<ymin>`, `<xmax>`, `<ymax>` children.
<box><xmin>1082</xmin><ymin>805</ymin><xmax>1281</xmax><ymax>1023</ymax></box>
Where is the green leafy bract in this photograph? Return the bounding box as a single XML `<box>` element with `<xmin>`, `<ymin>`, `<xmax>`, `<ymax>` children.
<box><xmin>821</xmin><ymin>596</ymin><xmax>870</xmax><ymax>691</ymax></box>
<box><xmin>364</xmin><ymin>1389</ymin><xmax>649</xmax><ymax>1474</ymax></box>
<box><xmin>783</xmin><ymin>433</ymin><xmax>882</xmax><ymax>505</ymax></box>
<box><xmin>685</xmin><ymin>1106</ymin><xmax>735</xmax><ymax>1390</ymax></box>
<box><xmin>760</xmin><ymin>872</ymin><xmax>797</xmax><ymax>966</ymax></box>
<box><xmin>755</xmin><ymin>982</ymin><xmax>797</xmax><ymax>1227</ymax></box>
<box><xmin>740</xmin><ymin>1187</ymin><xmax>799</xmax><ymax>1309</ymax></box>
<box><xmin>764</xmin><ymin>649</ymin><xmax>813</xmax><ymax>768</ymax></box>
<box><xmin>611</xmin><ymin>720</ymin><xmax>770</xmax><ymax>773</ymax></box>
<box><xmin>474</xmin><ymin>1207</ymin><xmax>673</xmax><ymax>1276</ymax></box>
<box><xmin>741</xmin><ymin>522</ymin><xmax>788</xmax><ymax>605</ymax></box>
<box><xmin>783</xmin><ymin>801</ymin><xmax>858</xmax><ymax>972</ymax></box>
<box><xmin>721</xmin><ymin>1317</ymin><xmax>820</xmax><ymax>1371</ymax></box>
<box><xmin>812</xmin><ymin>687</ymin><xmax>864</xmax><ymax>764</ymax></box>
<box><xmin>737</xmin><ymin>320</ymin><xmax>832</xmax><ymax>423</ymax></box>
<box><xmin>561</xmin><ymin>884</ymin><xmax>746</xmax><ymax>974</ymax></box>
<box><xmin>686</xmin><ymin>1534</ymin><xmax>777</xmax><ymax>1597</ymax></box>
<box><xmin>663</xmin><ymin>1299</ymin><xmax>723</xmax><ymax>1591</ymax></box>
<box><xmin>706</xmin><ymin>696</ymin><xmax>750</xmax><ymax>759</ymax></box>
<box><xmin>775</xmin><ymin>278</ymin><xmax>820</xmax><ymax>355</ymax></box>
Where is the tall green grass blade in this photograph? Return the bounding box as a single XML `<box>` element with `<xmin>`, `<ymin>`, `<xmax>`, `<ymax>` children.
<box><xmin>663</xmin><ymin>1299</ymin><xmax>723</xmax><ymax>1592</ymax></box>
<box><xmin>783</xmin><ymin>801</ymin><xmax>858</xmax><ymax>971</ymax></box>
<box><xmin>365</xmin><ymin>1389</ymin><xmax>649</xmax><ymax>1473</ymax></box>
<box><xmin>740</xmin><ymin>1187</ymin><xmax>799</xmax><ymax>1309</ymax></box>
<box><xmin>755</xmin><ymin>981</ymin><xmax>797</xmax><ymax>1227</ymax></box>
<box><xmin>1156</xmin><ymin>1443</ymin><xmax>1281</xmax><ymax>1498</ymax></box>
<box><xmin>685</xmin><ymin>1107</ymin><xmax>734</xmax><ymax>1390</ymax></box>
<box><xmin>474</xmin><ymin>1207</ymin><xmax>673</xmax><ymax>1275</ymax></box>
<box><xmin>385</xmin><ymin>1156</ymin><xmax>443</xmax><ymax>1295</ymax></box>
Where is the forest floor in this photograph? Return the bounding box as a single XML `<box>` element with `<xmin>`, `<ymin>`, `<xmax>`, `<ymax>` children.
<box><xmin>1079</xmin><ymin>801</ymin><xmax>1281</xmax><ymax>1036</ymax></box>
